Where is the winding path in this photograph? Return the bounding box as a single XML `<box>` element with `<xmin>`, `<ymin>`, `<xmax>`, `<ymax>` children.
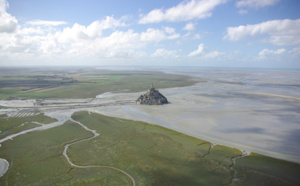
<box><xmin>0</xmin><ymin>111</ymin><xmax>136</xmax><ymax>185</ymax></box>
<box><xmin>62</xmin><ymin>118</ymin><xmax>136</xmax><ymax>186</ymax></box>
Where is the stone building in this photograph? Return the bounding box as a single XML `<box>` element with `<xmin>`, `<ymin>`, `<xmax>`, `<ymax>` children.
<box><xmin>136</xmin><ymin>83</ymin><xmax>168</xmax><ymax>105</ymax></box>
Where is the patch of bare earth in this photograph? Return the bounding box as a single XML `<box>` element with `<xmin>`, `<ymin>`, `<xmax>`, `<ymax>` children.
<box><xmin>36</xmin><ymin>86</ymin><xmax>71</xmax><ymax>93</ymax></box>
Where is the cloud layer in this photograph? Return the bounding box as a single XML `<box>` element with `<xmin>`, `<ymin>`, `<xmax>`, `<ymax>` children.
<box><xmin>0</xmin><ymin>14</ymin><xmax>182</xmax><ymax>61</ymax></box>
<box><xmin>0</xmin><ymin>0</ymin><xmax>17</xmax><ymax>33</ymax></box>
<box><xmin>139</xmin><ymin>0</ymin><xmax>226</xmax><ymax>24</ymax></box>
<box><xmin>26</xmin><ymin>20</ymin><xmax>67</xmax><ymax>26</ymax></box>
<box><xmin>0</xmin><ymin>0</ymin><xmax>299</xmax><ymax>68</ymax></box>
<box><xmin>259</xmin><ymin>48</ymin><xmax>286</xmax><ymax>59</ymax></box>
<box><xmin>188</xmin><ymin>43</ymin><xmax>204</xmax><ymax>57</ymax></box>
<box><xmin>236</xmin><ymin>0</ymin><xmax>280</xmax><ymax>8</ymax></box>
<box><xmin>224</xmin><ymin>19</ymin><xmax>300</xmax><ymax>46</ymax></box>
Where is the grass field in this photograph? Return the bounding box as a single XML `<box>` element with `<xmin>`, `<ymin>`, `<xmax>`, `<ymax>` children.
<box><xmin>0</xmin><ymin>67</ymin><xmax>197</xmax><ymax>99</ymax></box>
<box><xmin>0</xmin><ymin>120</ymin><xmax>95</xmax><ymax>185</ymax></box>
<box><xmin>1</xmin><ymin>111</ymin><xmax>299</xmax><ymax>185</ymax></box>
<box><xmin>0</xmin><ymin>113</ymin><xmax>57</xmax><ymax>139</ymax></box>
<box><xmin>233</xmin><ymin>153</ymin><xmax>300</xmax><ymax>185</ymax></box>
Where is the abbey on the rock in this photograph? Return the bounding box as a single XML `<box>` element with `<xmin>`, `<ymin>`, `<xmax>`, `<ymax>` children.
<box><xmin>136</xmin><ymin>83</ymin><xmax>168</xmax><ymax>105</ymax></box>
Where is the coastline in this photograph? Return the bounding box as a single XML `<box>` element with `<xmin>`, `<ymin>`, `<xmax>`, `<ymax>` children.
<box><xmin>92</xmin><ymin>67</ymin><xmax>300</xmax><ymax>163</ymax></box>
<box><xmin>0</xmin><ymin>68</ymin><xmax>299</xmax><ymax>165</ymax></box>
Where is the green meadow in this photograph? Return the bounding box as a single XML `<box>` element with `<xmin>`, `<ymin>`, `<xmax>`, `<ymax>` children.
<box><xmin>0</xmin><ymin>68</ymin><xmax>196</xmax><ymax>99</ymax></box>
<box><xmin>0</xmin><ymin>111</ymin><xmax>299</xmax><ymax>185</ymax></box>
<box><xmin>0</xmin><ymin>113</ymin><xmax>57</xmax><ymax>139</ymax></box>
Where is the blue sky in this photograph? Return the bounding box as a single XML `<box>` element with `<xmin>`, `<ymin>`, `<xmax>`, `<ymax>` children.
<box><xmin>0</xmin><ymin>0</ymin><xmax>300</xmax><ymax>68</ymax></box>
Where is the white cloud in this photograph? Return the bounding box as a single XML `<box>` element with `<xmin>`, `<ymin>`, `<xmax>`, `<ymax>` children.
<box><xmin>258</xmin><ymin>48</ymin><xmax>286</xmax><ymax>58</ymax></box>
<box><xmin>238</xmin><ymin>9</ymin><xmax>248</xmax><ymax>15</ymax></box>
<box><xmin>19</xmin><ymin>27</ymin><xmax>44</xmax><ymax>35</ymax></box>
<box><xmin>95</xmin><ymin>30</ymin><xmax>142</xmax><ymax>56</ymax></box>
<box><xmin>224</xmin><ymin>19</ymin><xmax>300</xmax><ymax>46</ymax></box>
<box><xmin>188</xmin><ymin>43</ymin><xmax>204</xmax><ymax>57</ymax></box>
<box><xmin>0</xmin><ymin>0</ymin><xmax>17</xmax><ymax>33</ymax></box>
<box><xmin>236</xmin><ymin>0</ymin><xmax>280</xmax><ymax>9</ymax></box>
<box><xmin>139</xmin><ymin>0</ymin><xmax>227</xmax><ymax>24</ymax></box>
<box><xmin>140</xmin><ymin>28</ymin><xmax>167</xmax><ymax>42</ymax></box>
<box><xmin>187</xmin><ymin>43</ymin><xmax>225</xmax><ymax>59</ymax></box>
<box><xmin>140</xmin><ymin>27</ymin><xmax>180</xmax><ymax>42</ymax></box>
<box><xmin>193</xmin><ymin>34</ymin><xmax>202</xmax><ymax>39</ymax></box>
<box><xmin>289</xmin><ymin>47</ymin><xmax>300</xmax><ymax>57</ymax></box>
<box><xmin>254</xmin><ymin>47</ymin><xmax>300</xmax><ymax>66</ymax></box>
<box><xmin>96</xmin><ymin>16</ymin><xmax>128</xmax><ymax>29</ymax></box>
<box><xmin>254</xmin><ymin>48</ymin><xmax>300</xmax><ymax>64</ymax></box>
<box><xmin>164</xmin><ymin>26</ymin><xmax>175</xmax><ymax>34</ymax></box>
<box><xmin>183</xmin><ymin>22</ymin><xmax>195</xmax><ymax>31</ymax></box>
<box><xmin>152</xmin><ymin>48</ymin><xmax>180</xmax><ymax>58</ymax></box>
<box><xmin>203</xmin><ymin>50</ymin><xmax>224</xmax><ymax>58</ymax></box>
<box><xmin>53</xmin><ymin>16</ymin><xmax>128</xmax><ymax>43</ymax></box>
<box><xmin>55</xmin><ymin>22</ymin><xmax>101</xmax><ymax>42</ymax></box>
<box><xmin>0</xmin><ymin>15</ymin><xmax>137</xmax><ymax>60</ymax></box>
<box><xmin>0</xmin><ymin>13</ymin><xmax>182</xmax><ymax>62</ymax></box>
<box><xmin>0</xmin><ymin>4</ymin><xmax>136</xmax><ymax>62</ymax></box>
<box><xmin>26</xmin><ymin>20</ymin><xmax>67</xmax><ymax>26</ymax></box>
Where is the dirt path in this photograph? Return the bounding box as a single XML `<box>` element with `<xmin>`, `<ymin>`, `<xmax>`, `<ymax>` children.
<box><xmin>63</xmin><ymin>118</ymin><xmax>136</xmax><ymax>186</ymax></box>
<box><xmin>0</xmin><ymin>110</ymin><xmax>136</xmax><ymax>185</ymax></box>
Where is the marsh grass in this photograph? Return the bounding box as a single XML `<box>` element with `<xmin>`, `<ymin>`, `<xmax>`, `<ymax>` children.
<box><xmin>0</xmin><ymin>112</ymin><xmax>299</xmax><ymax>185</ymax></box>
<box><xmin>69</xmin><ymin>111</ymin><xmax>240</xmax><ymax>185</ymax></box>
<box><xmin>0</xmin><ymin>113</ymin><xmax>58</xmax><ymax>139</ymax></box>
<box><xmin>0</xmin><ymin>121</ymin><xmax>97</xmax><ymax>185</ymax></box>
<box><xmin>233</xmin><ymin>153</ymin><xmax>300</xmax><ymax>185</ymax></box>
<box><xmin>0</xmin><ymin>69</ymin><xmax>196</xmax><ymax>99</ymax></box>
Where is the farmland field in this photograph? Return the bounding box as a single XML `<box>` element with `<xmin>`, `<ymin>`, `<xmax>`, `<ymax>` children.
<box><xmin>0</xmin><ymin>67</ymin><xmax>196</xmax><ymax>99</ymax></box>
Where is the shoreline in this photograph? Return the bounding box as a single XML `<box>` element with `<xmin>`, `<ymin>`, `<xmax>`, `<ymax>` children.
<box><xmin>0</xmin><ymin>95</ymin><xmax>299</xmax><ymax>164</ymax></box>
<box><xmin>0</xmin><ymin>68</ymin><xmax>299</xmax><ymax>165</ymax></box>
<box><xmin>92</xmin><ymin>105</ymin><xmax>300</xmax><ymax>164</ymax></box>
<box><xmin>0</xmin><ymin>97</ymin><xmax>299</xmax><ymax>179</ymax></box>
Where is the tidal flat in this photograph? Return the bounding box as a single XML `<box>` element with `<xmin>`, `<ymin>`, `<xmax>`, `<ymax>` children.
<box><xmin>0</xmin><ymin>67</ymin><xmax>299</xmax><ymax>185</ymax></box>
<box><xmin>90</xmin><ymin>68</ymin><xmax>300</xmax><ymax>164</ymax></box>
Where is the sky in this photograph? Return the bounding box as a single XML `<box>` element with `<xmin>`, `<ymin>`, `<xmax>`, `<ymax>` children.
<box><xmin>0</xmin><ymin>0</ymin><xmax>300</xmax><ymax>69</ymax></box>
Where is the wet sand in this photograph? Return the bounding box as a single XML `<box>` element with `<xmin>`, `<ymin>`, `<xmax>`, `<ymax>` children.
<box><xmin>91</xmin><ymin>69</ymin><xmax>300</xmax><ymax>163</ymax></box>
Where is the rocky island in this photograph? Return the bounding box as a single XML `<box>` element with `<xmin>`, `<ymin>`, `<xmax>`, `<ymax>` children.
<box><xmin>136</xmin><ymin>83</ymin><xmax>168</xmax><ymax>105</ymax></box>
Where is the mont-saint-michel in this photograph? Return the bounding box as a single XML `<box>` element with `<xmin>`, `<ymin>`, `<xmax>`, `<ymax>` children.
<box><xmin>136</xmin><ymin>83</ymin><xmax>168</xmax><ymax>105</ymax></box>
